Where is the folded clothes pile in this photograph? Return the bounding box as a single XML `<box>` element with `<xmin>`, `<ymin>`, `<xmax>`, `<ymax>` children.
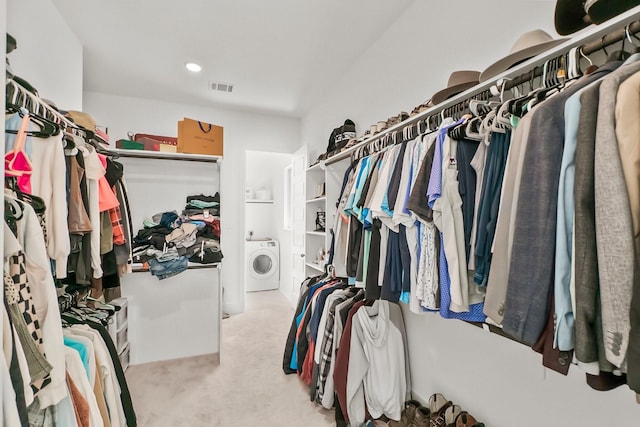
<box><xmin>132</xmin><ymin>193</ymin><xmax>223</xmax><ymax>280</ymax></box>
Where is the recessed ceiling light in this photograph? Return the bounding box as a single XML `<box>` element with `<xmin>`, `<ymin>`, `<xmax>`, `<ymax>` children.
<box><xmin>185</xmin><ymin>62</ymin><xmax>202</xmax><ymax>73</ymax></box>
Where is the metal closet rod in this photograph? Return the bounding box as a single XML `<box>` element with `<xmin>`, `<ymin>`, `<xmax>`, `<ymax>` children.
<box><xmin>324</xmin><ymin>12</ymin><xmax>640</xmax><ymax>166</ymax></box>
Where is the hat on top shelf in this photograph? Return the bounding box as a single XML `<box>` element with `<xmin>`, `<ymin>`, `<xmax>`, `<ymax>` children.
<box><xmin>431</xmin><ymin>71</ymin><xmax>481</xmax><ymax>105</ymax></box>
<box><xmin>555</xmin><ymin>0</ymin><xmax>640</xmax><ymax>36</ymax></box>
<box><xmin>479</xmin><ymin>30</ymin><xmax>567</xmax><ymax>82</ymax></box>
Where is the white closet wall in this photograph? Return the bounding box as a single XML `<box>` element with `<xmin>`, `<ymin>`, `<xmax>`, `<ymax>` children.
<box><xmin>83</xmin><ymin>91</ymin><xmax>300</xmax><ymax>315</ymax></box>
<box><xmin>6</xmin><ymin>0</ymin><xmax>83</xmax><ymax>110</ymax></box>
<box><xmin>301</xmin><ymin>1</ymin><xmax>640</xmax><ymax>426</ymax></box>
<box><xmin>301</xmin><ymin>0</ymin><xmax>557</xmax><ymax>160</ymax></box>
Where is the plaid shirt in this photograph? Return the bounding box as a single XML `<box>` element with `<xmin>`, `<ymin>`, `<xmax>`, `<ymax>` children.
<box><xmin>314</xmin><ymin>287</ymin><xmax>359</xmax><ymax>404</ymax></box>
<box><xmin>110</xmin><ymin>205</ymin><xmax>126</xmax><ymax>245</ymax></box>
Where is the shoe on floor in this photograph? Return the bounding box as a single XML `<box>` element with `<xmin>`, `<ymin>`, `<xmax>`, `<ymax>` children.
<box><xmin>455</xmin><ymin>412</ymin><xmax>479</xmax><ymax>427</ymax></box>
<box><xmin>428</xmin><ymin>393</ymin><xmax>452</xmax><ymax>427</ymax></box>
<box><xmin>443</xmin><ymin>405</ymin><xmax>463</xmax><ymax>427</ymax></box>
<box><xmin>411</xmin><ymin>406</ymin><xmax>431</xmax><ymax>427</ymax></box>
<box><xmin>388</xmin><ymin>400</ymin><xmax>422</xmax><ymax>427</ymax></box>
<box><xmin>366</xmin><ymin>420</ymin><xmax>390</xmax><ymax>427</ymax></box>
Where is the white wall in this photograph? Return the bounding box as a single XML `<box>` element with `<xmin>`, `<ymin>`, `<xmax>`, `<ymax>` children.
<box><xmin>301</xmin><ymin>0</ymin><xmax>557</xmax><ymax>160</ymax></box>
<box><xmin>244</xmin><ymin>151</ymin><xmax>293</xmax><ymax>300</ymax></box>
<box><xmin>83</xmin><ymin>91</ymin><xmax>300</xmax><ymax>315</ymax></box>
<box><xmin>7</xmin><ymin>0</ymin><xmax>83</xmax><ymax>110</ymax></box>
<box><xmin>300</xmin><ymin>1</ymin><xmax>640</xmax><ymax>425</ymax></box>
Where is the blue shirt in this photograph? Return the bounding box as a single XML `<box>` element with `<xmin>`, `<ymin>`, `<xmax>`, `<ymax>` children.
<box><xmin>553</xmin><ymin>87</ymin><xmax>586</xmax><ymax>351</ymax></box>
<box><xmin>64</xmin><ymin>336</ymin><xmax>90</xmax><ymax>379</ymax></box>
<box><xmin>427</xmin><ymin>120</ymin><xmax>486</xmax><ymax>321</ymax></box>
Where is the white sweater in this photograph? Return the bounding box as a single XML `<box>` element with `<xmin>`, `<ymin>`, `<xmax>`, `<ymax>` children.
<box><xmin>346</xmin><ymin>300</ymin><xmax>407</xmax><ymax>425</ymax></box>
<box><xmin>30</xmin><ymin>133</ymin><xmax>70</xmax><ymax>279</ymax></box>
<box><xmin>12</xmin><ymin>206</ymin><xmax>68</xmax><ymax>408</ymax></box>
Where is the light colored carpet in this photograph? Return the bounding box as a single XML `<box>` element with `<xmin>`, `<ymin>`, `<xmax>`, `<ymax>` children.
<box><xmin>125</xmin><ymin>290</ymin><xmax>335</xmax><ymax>426</ymax></box>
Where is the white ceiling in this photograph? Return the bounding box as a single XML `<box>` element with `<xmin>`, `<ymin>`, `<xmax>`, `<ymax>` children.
<box><xmin>52</xmin><ymin>0</ymin><xmax>415</xmax><ymax>117</ymax></box>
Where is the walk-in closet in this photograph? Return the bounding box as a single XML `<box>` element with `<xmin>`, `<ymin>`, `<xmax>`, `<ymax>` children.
<box><xmin>5</xmin><ymin>1</ymin><xmax>640</xmax><ymax>426</ymax></box>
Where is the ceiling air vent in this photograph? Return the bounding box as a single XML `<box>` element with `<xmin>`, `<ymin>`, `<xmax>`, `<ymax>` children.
<box><xmin>210</xmin><ymin>81</ymin><xmax>234</xmax><ymax>93</ymax></box>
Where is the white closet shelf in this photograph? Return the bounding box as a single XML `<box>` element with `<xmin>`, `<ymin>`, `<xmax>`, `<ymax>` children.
<box><xmin>306</xmin><ymin>231</ymin><xmax>326</xmax><ymax>236</ymax></box>
<box><xmin>245</xmin><ymin>199</ymin><xmax>274</xmax><ymax>204</ymax></box>
<box><xmin>305</xmin><ymin>262</ymin><xmax>325</xmax><ymax>272</ymax></box>
<box><xmin>130</xmin><ymin>262</ymin><xmax>220</xmax><ymax>273</ymax></box>
<box><xmin>306</xmin><ymin>196</ymin><xmax>326</xmax><ymax>203</ymax></box>
<box><xmin>112</xmin><ymin>148</ymin><xmax>222</xmax><ymax>163</ymax></box>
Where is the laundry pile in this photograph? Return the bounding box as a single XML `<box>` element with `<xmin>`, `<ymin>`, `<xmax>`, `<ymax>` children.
<box><xmin>131</xmin><ymin>193</ymin><xmax>222</xmax><ymax>279</ymax></box>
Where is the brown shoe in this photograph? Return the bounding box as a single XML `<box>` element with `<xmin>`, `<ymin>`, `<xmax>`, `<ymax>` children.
<box><xmin>388</xmin><ymin>400</ymin><xmax>422</xmax><ymax>427</ymax></box>
<box><xmin>428</xmin><ymin>394</ymin><xmax>452</xmax><ymax>427</ymax></box>
<box><xmin>411</xmin><ymin>406</ymin><xmax>431</xmax><ymax>427</ymax></box>
<box><xmin>455</xmin><ymin>412</ymin><xmax>479</xmax><ymax>427</ymax></box>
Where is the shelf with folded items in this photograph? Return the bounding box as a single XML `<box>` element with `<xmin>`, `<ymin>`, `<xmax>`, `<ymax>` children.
<box><xmin>130</xmin><ymin>261</ymin><xmax>221</xmax><ymax>273</ymax></box>
<box><xmin>111</xmin><ymin>148</ymin><xmax>222</xmax><ymax>163</ymax></box>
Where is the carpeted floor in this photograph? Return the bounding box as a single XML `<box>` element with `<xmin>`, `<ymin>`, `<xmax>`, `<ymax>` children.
<box><xmin>125</xmin><ymin>290</ymin><xmax>335</xmax><ymax>426</ymax></box>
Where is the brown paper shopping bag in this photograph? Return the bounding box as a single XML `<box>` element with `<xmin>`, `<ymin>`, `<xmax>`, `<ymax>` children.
<box><xmin>177</xmin><ymin>117</ymin><xmax>224</xmax><ymax>156</ymax></box>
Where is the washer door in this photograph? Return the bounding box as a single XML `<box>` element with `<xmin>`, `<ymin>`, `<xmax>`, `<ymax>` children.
<box><xmin>249</xmin><ymin>249</ymin><xmax>278</xmax><ymax>280</ymax></box>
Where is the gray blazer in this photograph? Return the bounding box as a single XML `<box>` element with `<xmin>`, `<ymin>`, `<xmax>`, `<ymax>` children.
<box><xmin>503</xmin><ymin>68</ymin><xmax>618</xmax><ymax>345</ymax></box>
<box><xmin>594</xmin><ymin>60</ymin><xmax>640</xmax><ymax>371</ymax></box>
<box><xmin>483</xmin><ymin>113</ymin><xmax>533</xmax><ymax>325</ymax></box>
<box><xmin>574</xmin><ymin>79</ymin><xmax>618</xmax><ymax>374</ymax></box>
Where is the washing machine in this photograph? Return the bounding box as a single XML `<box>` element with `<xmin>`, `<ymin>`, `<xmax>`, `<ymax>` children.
<box><xmin>245</xmin><ymin>240</ymin><xmax>279</xmax><ymax>292</ymax></box>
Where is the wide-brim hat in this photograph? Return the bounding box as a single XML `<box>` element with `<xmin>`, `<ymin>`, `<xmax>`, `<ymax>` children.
<box><xmin>555</xmin><ymin>0</ymin><xmax>640</xmax><ymax>36</ymax></box>
<box><xmin>431</xmin><ymin>71</ymin><xmax>480</xmax><ymax>105</ymax></box>
<box><xmin>479</xmin><ymin>30</ymin><xmax>567</xmax><ymax>82</ymax></box>
<box><xmin>588</xmin><ymin>0</ymin><xmax>640</xmax><ymax>24</ymax></box>
<box><xmin>555</xmin><ymin>0</ymin><xmax>591</xmax><ymax>35</ymax></box>
<box><xmin>66</xmin><ymin>110</ymin><xmax>97</xmax><ymax>131</ymax></box>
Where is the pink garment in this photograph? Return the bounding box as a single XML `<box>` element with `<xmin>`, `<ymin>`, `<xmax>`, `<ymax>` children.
<box><xmin>97</xmin><ymin>154</ymin><xmax>119</xmax><ymax>212</ymax></box>
<box><xmin>5</xmin><ymin>114</ymin><xmax>33</xmax><ymax>193</ymax></box>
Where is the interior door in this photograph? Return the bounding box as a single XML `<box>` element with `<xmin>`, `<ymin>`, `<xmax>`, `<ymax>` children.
<box><xmin>291</xmin><ymin>146</ymin><xmax>307</xmax><ymax>303</ymax></box>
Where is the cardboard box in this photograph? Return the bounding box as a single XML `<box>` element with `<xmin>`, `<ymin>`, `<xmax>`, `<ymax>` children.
<box><xmin>177</xmin><ymin>117</ymin><xmax>224</xmax><ymax>156</ymax></box>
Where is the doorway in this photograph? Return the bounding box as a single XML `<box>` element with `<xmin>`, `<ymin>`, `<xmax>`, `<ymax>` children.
<box><xmin>243</xmin><ymin>150</ymin><xmax>293</xmax><ymax>301</ymax></box>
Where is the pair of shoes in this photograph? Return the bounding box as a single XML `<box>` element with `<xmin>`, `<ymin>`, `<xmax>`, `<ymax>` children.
<box><xmin>410</xmin><ymin>99</ymin><xmax>434</xmax><ymax>117</ymax></box>
<box><xmin>387</xmin><ymin>111</ymin><xmax>409</xmax><ymax>127</ymax></box>
<box><xmin>427</xmin><ymin>394</ymin><xmax>482</xmax><ymax>427</ymax></box>
<box><xmin>388</xmin><ymin>400</ymin><xmax>423</xmax><ymax>427</ymax></box>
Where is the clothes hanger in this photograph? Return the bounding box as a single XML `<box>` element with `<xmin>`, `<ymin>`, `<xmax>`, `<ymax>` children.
<box><xmin>5</xmin><ymin>102</ymin><xmax>61</xmax><ymax>138</ymax></box>
<box><xmin>579</xmin><ymin>46</ymin><xmax>598</xmax><ymax>75</ymax></box>
<box><xmin>606</xmin><ymin>33</ymin><xmax>630</xmax><ymax>62</ymax></box>
<box><xmin>626</xmin><ymin>24</ymin><xmax>640</xmax><ymax>54</ymax></box>
<box><xmin>4</xmin><ymin>195</ymin><xmax>24</xmax><ymax>221</ymax></box>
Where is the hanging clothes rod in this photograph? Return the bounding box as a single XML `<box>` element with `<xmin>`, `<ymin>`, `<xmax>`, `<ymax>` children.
<box><xmin>6</xmin><ymin>79</ymin><xmax>75</xmax><ymax>128</ymax></box>
<box><xmin>324</xmin><ymin>6</ymin><xmax>640</xmax><ymax>166</ymax></box>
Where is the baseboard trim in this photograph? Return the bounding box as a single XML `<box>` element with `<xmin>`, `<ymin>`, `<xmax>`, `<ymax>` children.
<box><xmin>129</xmin><ymin>352</ymin><xmax>220</xmax><ymax>368</ymax></box>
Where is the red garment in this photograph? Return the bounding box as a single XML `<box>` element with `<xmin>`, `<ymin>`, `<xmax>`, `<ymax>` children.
<box><xmin>301</xmin><ymin>342</ymin><xmax>316</xmax><ymax>385</ymax></box>
<box><xmin>97</xmin><ymin>154</ymin><xmax>119</xmax><ymax>212</ymax></box>
<box><xmin>333</xmin><ymin>300</ymin><xmax>367</xmax><ymax>425</ymax></box>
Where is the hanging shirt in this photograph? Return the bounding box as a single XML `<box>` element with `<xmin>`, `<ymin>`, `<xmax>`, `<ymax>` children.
<box><xmin>427</xmin><ymin>119</ymin><xmax>485</xmax><ymax>321</ymax></box>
